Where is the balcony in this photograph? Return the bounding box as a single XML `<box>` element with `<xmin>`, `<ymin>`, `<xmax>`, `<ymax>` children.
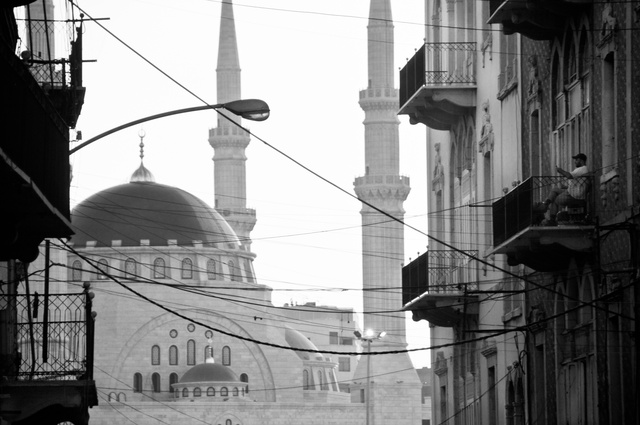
<box><xmin>0</xmin><ymin>286</ymin><xmax>97</xmax><ymax>425</ymax></box>
<box><xmin>490</xmin><ymin>176</ymin><xmax>595</xmax><ymax>271</ymax></box>
<box><xmin>488</xmin><ymin>0</ymin><xmax>591</xmax><ymax>40</ymax></box>
<box><xmin>402</xmin><ymin>250</ymin><xmax>479</xmax><ymax>327</ymax></box>
<box><xmin>399</xmin><ymin>42</ymin><xmax>476</xmax><ymax>131</ymax></box>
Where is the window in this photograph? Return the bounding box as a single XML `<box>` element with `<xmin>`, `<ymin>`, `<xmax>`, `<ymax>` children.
<box><xmin>133</xmin><ymin>373</ymin><xmax>142</xmax><ymax>392</ymax></box>
<box><xmin>193</xmin><ymin>387</ymin><xmax>201</xmax><ymax>397</ymax></box>
<box><xmin>226</xmin><ymin>420</ymin><xmax>232</xmax><ymax>425</ymax></box>
<box><xmin>232</xmin><ymin>387</ymin><xmax>239</xmax><ymax>396</ymax></box>
<box><xmin>118</xmin><ymin>393</ymin><xmax>126</xmax><ymax>402</ymax></box>
<box><xmin>151</xmin><ymin>345</ymin><xmax>160</xmax><ymax>365</ymax></box>
<box><xmin>153</xmin><ymin>258</ymin><xmax>166</xmax><ymax>279</ymax></box>
<box><xmin>244</xmin><ymin>259</ymin><xmax>254</xmax><ymax>283</ymax></box>
<box><xmin>152</xmin><ymin>373</ymin><xmax>161</xmax><ymax>392</ymax></box>
<box><xmin>204</xmin><ymin>345</ymin><xmax>213</xmax><ymax>361</ymax></box>
<box><xmin>318</xmin><ymin>371</ymin><xmax>324</xmax><ymax>390</ymax></box>
<box><xmin>187</xmin><ymin>339</ymin><xmax>196</xmax><ymax>365</ymax></box>
<box><xmin>329</xmin><ymin>331</ymin><xmax>339</xmax><ymax>345</ymax></box>
<box><xmin>182</xmin><ymin>388</ymin><xmax>189</xmax><ymax>398</ymax></box>
<box><xmin>221</xmin><ymin>387</ymin><xmax>228</xmax><ymax>397</ymax></box>
<box><xmin>207</xmin><ymin>387</ymin><xmax>215</xmax><ymax>396</ymax></box>
<box><xmin>125</xmin><ymin>258</ymin><xmax>137</xmax><ymax>279</ymax></box>
<box><xmin>108</xmin><ymin>392</ymin><xmax>117</xmax><ymax>402</ymax></box>
<box><xmin>169</xmin><ymin>373</ymin><xmax>178</xmax><ymax>393</ymax></box>
<box><xmin>206</xmin><ymin>259</ymin><xmax>217</xmax><ymax>280</ymax></box>
<box><xmin>240</xmin><ymin>373</ymin><xmax>249</xmax><ymax>393</ymax></box>
<box><xmin>181</xmin><ymin>258</ymin><xmax>193</xmax><ymax>279</ymax></box>
<box><xmin>228</xmin><ymin>260</ymin><xmax>237</xmax><ymax>281</ymax></box>
<box><xmin>97</xmin><ymin>259</ymin><xmax>109</xmax><ymax>280</ymax></box>
<box><xmin>340</xmin><ymin>336</ymin><xmax>354</xmax><ymax>346</ymax></box>
<box><xmin>169</xmin><ymin>345</ymin><xmax>178</xmax><ymax>365</ymax></box>
<box><xmin>222</xmin><ymin>346</ymin><xmax>231</xmax><ymax>365</ymax></box>
<box><xmin>338</xmin><ymin>357</ymin><xmax>350</xmax><ymax>372</ymax></box>
<box><xmin>303</xmin><ymin>369</ymin><xmax>311</xmax><ymax>390</ymax></box>
<box><xmin>71</xmin><ymin>260</ymin><xmax>82</xmax><ymax>281</ymax></box>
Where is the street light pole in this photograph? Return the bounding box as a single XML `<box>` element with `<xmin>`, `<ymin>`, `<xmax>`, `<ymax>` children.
<box><xmin>69</xmin><ymin>99</ymin><xmax>270</xmax><ymax>155</ymax></box>
<box><xmin>354</xmin><ymin>329</ymin><xmax>386</xmax><ymax>425</ymax></box>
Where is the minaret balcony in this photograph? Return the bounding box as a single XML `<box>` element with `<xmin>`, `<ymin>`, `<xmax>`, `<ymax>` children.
<box><xmin>490</xmin><ymin>176</ymin><xmax>596</xmax><ymax>272</ymax></box>
<box><xmin>398</xmin><ymin>42</ymin><xmax>477</xmax><ymax>131</ymax></box>
<box><xmin>488</xmin><ymin>0</ymin><xmax>592</xmax><ymax>40</ymax></box>
<box><xmin>402</xmin><ymin>250</ymin><xmax>479</xmax><ymax>327</ymax></box>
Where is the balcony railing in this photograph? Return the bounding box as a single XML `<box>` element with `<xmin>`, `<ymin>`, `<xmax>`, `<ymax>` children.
<box><xmin>402</xmin><ymin>250</ymin><xmax>479</xmax><ymax>305</ymax></box>
<box><xmin>492</xmin><ymin>175</ymin><xmax>595</xmax><ymax>247</ymax></box>
<box><xmin>3</xmin><ymin>288</ymin><xmax>95</xmax><ymax>381</ymax></box>
<box><xmin>400</xmin><ymin>42</ymin><xmax>476</xmax><ymax>106</ymax></box>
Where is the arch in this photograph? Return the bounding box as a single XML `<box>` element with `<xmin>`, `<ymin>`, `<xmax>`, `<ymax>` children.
<box><xmin>181</xmin><ymin>258</ymin><xmax>193</xmax><ymax>279</ymax></box>
<box><xmin>226</xmin><ymin>420</ymin><xmax>232</xmax><ymax>425</ymax></box>
<box><xmin>244</xmin><ymin>259</ymin><xmax>254</xmax><ymax>283</ymax></box>
<box><xmin>169</xmin><ymin>373</ymin><xmax>179</xmax><ymax>393</ymax></box>
<box><xmin>152</xmin><ymin>372</ymin><xmax>161</xmax><ymax>392</ymax></box>
<box><xmin>108</xmin><ymin>392</ymin><xmax>117</xmax><ymax>402</ymax></box>
<box><xmin>194</xmin><ymin>387</ymin><xmax>202</xmax><ymax>397</ymax></box>
<box><xmin>222</xmin><ymin>345</ymin><xmax>231</xmax><ymax>365</ymax></box>
<box><xmin>232</xmin><ymin>387</ymin><xmax>239</xmax><ymax>396</ymax></box>
<box><xmin>206</xmin><ymin>259</ymin><xmax>217</xmax><ymax>280</ymax></box>
<box><xmin>151</xmin><ymin>345</ymin><xmax>160</xmax><ymax>365</ymax></box>
<box><xmin>153</xmin><ymin>258</ymin><xmax>166</xmax><ymax>279</ymax></box>
<box><xmin>118</xmin><ymin>392</ymin><xmax>126</xmax><ymax>402</ymax></box>
<box><xmin>182</xmin><ymin>388</ymin><xmax>189</xmax><ymax>398</ymax></box>
<box><xmin>228</xmin><ymin>260</ymin><xmax>237</xmax><ymax>281</ymax></box>
<box><xmin>187</xmin><ymin>339</ymin><xmax>196</xmax><ymax>365</ymax></box>
<box><xmin>303</xmin><ymin>369</ymin><xmax>310</xmax><ymax>390</ymax></box>
<box><xmin>240</xmin><ymin>373</ymin><xmax>249</xmax><ymax>393</ymax></box>
<box><xmin>124</xmin><ymin>258</ymin><xmax>137</xmax><ymax>279</ymax></box>
<box><xmin>169</xmin><ymin>345</ymin><xmax>178</xmax><ymax>365</ymax></box>
<box><xmin>133</xmin><ymin>372</ymin><xmax>142</xmax><ymax>392</ymax></box>
<box><xmin>207</xmin><ymin>387</ymin><xmax>215</xmax><ymax>396</ymax></box>
<box><xmin>71</xmin><ymin>260</ymin><xmax>82</xmax><ymax>281</ymax></box>
<box><xmin>221</xmin><ymin>387</ymin><xmax>228</xmax><ymax>397</ymax></box>
<box><xmin>97</xmin><ymin>258</ymin><xmax>109</xmax><ymax>280</ymax></box>
<box><xmin>204</xmin><ymin>345</ymin><xmax>213</xmax><ymax>361</ymax></box>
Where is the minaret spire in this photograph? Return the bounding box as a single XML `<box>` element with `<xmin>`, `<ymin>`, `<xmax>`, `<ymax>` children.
<box><xmin>352</xmin><ymin>1</ymin><xmax>421</xmax><ymax>423</ymax></box>
<box><xmin>209</xmin><ymin>0</ymin><xmax>256</xmax><ymax>250</ymax></box>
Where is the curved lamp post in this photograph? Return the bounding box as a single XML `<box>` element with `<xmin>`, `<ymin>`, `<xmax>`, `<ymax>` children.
<box><xmin>69</xmin><ymin>99</ymin><xmax>270</xmax><ymax>155</ymax></box>
<box><xmin>354</xmin><ymin>329</ymin><xmax>386</xmax><ymax>425</ymax></box>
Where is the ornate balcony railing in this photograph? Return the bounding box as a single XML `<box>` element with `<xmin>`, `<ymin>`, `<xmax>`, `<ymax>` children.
<box><xmin>2</xmin><ymin>288</ymin><xmax>95</xmax><ymax>381</ymax></box>
<box><xmin>402</xmin><ymin>249</ymin><xmax>479</xmax><ymax>305</ymax></box>
<box><xmin>399</xmin><ymin>42</ymin><xmax>476</xmax><ymax>106</ymax></box>
<box><xmin>492</xmin><ymin>175</ymin><xmax>595</xmax><ymax>247</ymax></box>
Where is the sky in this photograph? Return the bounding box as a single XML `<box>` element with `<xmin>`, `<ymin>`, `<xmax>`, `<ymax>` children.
<box><xmin>57</xmin><ymin>0</ymin><xmax>431</xmax><ymax>368</ymax></box>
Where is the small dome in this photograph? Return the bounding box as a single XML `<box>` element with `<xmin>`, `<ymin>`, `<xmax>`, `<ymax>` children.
<box><xmin>130</xmin><ymin>162</ymin><xmax>155</xmax><ymax>183</ymax></box>
<box><xmin>284</xmin><ymin>326</ymin><xmax>323</xmax><ymax>361</ymax></box>
<box><xmin>179</xmin><ymin>362</ymin><xmax>240</xmax><ymax>384</ymax></box>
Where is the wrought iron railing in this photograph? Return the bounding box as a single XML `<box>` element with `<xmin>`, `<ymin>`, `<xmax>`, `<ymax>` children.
<box><xmin>402</xmin><ymin>250</ymin><xmax>479</xmax><ymax>305</ymax></box>
<box><xmin>2</xmin><ymin>287</ymin><xmax>95</xmax><ymax>381</ymax></box>
<box><xmin>399</xmin><ymin>42</ymin><xmax>476</xmax><ymax>106</ymax></box>
<box><xmin>492</xmin><ymin>175</ymin><xmax>595</xmax><ymax>247</ymax></box>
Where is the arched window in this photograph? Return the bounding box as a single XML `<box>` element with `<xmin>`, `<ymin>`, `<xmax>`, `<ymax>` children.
<box><xmin>244</xmin><ymin>259</ymin><xmax>254</xmax><ymax>283</ymax></box>
<box><xmin>220</xmin><ymin>387</ymin><xmax>228</xmax><ymax>397</ymax></box>
<box><xmin>125</xmin><ymin>258</ymin><xmax>137</xmax><ymax>279</ymax></box>
<box><xmin>97</xmin><ymin>259</ymin><xmax>109</xmax><ymax>280</ymax></box>
<box><xmin>204</xmin><ymin>345</ymin><xmax>213</xmax><ymax>361</ymax></box>
<box><xmin>228</xmin><ymin>260</ymin><xmax>237</xmax><ymax>281</ymax></box>
<box><xmin>133</xmin><ymin>373</ymin><xmax>142</xmax><ymax>392</ymax></box>
<box><xmin>71</xmin><ymin>260</ymin><xmax>82</xmax><ymax>281</ymax></box>
<box><xmin>226</xmin><ymin>420</ymin><xmax>232</xmax><ymax>425</ymax></box>
<box><xmin>206</xmin><ymin>259</ymin><xmax>217</xmax><ymax>280</ymax></box>
<box><xmin>303</xmin><ymin>369</ymin><xmax>310</xmax><ymax>390</ymax></box>
<box><xmin>318</xmin><ymin>370</ymin><xmax>324</xmax><ymax>390</ymax></box>
<box><xmin>153</xmin><ymin>258</ymin><xmax>166</xmax><ymax>279</ymax></box>
<box><xmin>181</xmin><ymin>258</ymin><xmax>193</xmax><ymax>279</ymax></box>
<box><xmin>187</xmin><ymin>339</ymin><xmax>196</xmax><ymax>365</ymax></box>
<box><xmin>240</xmin><ymin>373</ymin><xmax>249</xmax><ymax>393</ymax></box>
<box><xmin>193</xmin><ymin>387</ymin><xmax>202</xmax><ymax>397</ymax></box>
<box><xmin>108</xmin><ymin>392</ymin><xmax>117</xmax><ymax>402</ymax></box>
<box><xmin>152</xmin><ymin>373</ymin><xmax>161</xmax><ymax>392</ymax></box>
<box><xmin>118</xmin><ymin>393</ymin><xmax>126</xmax><ymax>402</ymax></box>
<box><xmin>207</xmin><ymin>387</ymin><xmax>215</xmax><ymax>396</ymax></box>
<box><xmin>151</xmin><ymin>345</ymin><xmax>160</xmax><ymax>365</ymax></box>
<box><xmin>222</xmin><ymin>346</ymin><xmax>231</xmax><ymax>365</ymax></box>
<box><xmin>232</xmin><ymin>387</ymin><xmax>239</xmax><ymax>396</ymax></box>
<box><xmin>169</xmin><ymin>373</ymin><xmax>178</xmax><ymax>393</ymax></box>
<box><xmin>182</xmin><ymin>388</ymin><xmax>189</xmax><ymax>398</ymax></box>
<box><xmin>169</xmin><ymin>345</ymin><xmax>178</xmax><ymax>365</ymax></box>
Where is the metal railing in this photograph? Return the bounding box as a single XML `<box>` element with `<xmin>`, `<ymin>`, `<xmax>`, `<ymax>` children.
<box><xmin>3</xmin><ymin>288</ymin><xmax>95</xmax><ymax>381</ymax></box>
<box><xmin>492</xmin><ymin>175</ymin><xmax>595</xmax><ymax>247</ymax></box>
<box><xmin>400</xmin><ymin>42</ymin><xmax>476</xmax><ymax>106</ymax></box>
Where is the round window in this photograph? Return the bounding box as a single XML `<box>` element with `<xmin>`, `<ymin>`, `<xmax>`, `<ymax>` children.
<box><xmin>170</xmin><ymin>329</ymin><xmax>178</xmax><ymax>338</ymax></box>
<box><xmin>187</xmin><ymin>323</ymin><xmax>196</xmax><ymax>332</ymax></box>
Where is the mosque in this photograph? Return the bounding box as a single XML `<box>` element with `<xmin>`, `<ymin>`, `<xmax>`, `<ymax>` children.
<box><xmin>59</xmin><ymin>1</ymin><xmax>424</xmax><ymax>424</ymax></box>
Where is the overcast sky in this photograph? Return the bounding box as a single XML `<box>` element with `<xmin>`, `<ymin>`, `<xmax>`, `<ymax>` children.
<box><xmin>61</xmin><ymin>0</ymin><xmax>430</xmax><ymax>368</ymax></box>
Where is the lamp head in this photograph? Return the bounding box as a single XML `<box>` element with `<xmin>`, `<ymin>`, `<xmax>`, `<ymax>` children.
<box><xmin>223</xmin><ymin>99</ymin><xmax>270</xmax><ymax>122</ymax></box>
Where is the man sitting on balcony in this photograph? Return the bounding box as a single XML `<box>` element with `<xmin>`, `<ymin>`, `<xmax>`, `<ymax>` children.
<box><xmin>533</xmin><ymin>153</ymin><xmax>589</xmax><ymax>225</ymax></box>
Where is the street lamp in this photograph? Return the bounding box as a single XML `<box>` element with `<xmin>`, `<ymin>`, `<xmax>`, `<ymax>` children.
<box><xmin>69</xmin><ymin>99</ymin><xmax>270</xmax><ymax>155</ymax></box>
<box><xmin>354</xmin><ymin>329</ymin><xmax>386</xmax><ymax>425</ymax></box>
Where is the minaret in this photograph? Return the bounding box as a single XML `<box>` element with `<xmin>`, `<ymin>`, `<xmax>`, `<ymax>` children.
<box><xmin>209</xmin><ymin>0</ymin><xmax>256</xmax><ymax>250</ymax></box>
<box><xmin>352</xmin><ymin>1</ymin><xmax>421</xmax><ymax>423</ymax></box>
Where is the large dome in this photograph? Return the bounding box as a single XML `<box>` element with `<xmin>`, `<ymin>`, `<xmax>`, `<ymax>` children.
<box><xmin>179</xmin><ymin>362</ymin><xmax>240</xmax><ymax>384</ymax></box>
<box><xmin>71</xmin><ymin>181</ymin><xmax>241</xmax><ymax>248</ymax></box>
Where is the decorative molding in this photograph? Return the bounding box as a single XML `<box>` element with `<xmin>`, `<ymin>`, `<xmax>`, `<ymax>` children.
<box><xmin>478</xmin><ymin>100</ymin><xmax>494</xmax><ymax>156</ymax></box>
<box><xmin>598</xmin><ymin>4</ymin><xmax>618</xmax><ymax>48</ymax></box>
<box><xmin>481</xmin><ymin>33</ymin><xmax>492</xmax><ymax>68</ymax></box>
<box><xmin>432</xmin><ymin>142</ymin><xmax>445</xmax><ymax>192</ymax></box>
